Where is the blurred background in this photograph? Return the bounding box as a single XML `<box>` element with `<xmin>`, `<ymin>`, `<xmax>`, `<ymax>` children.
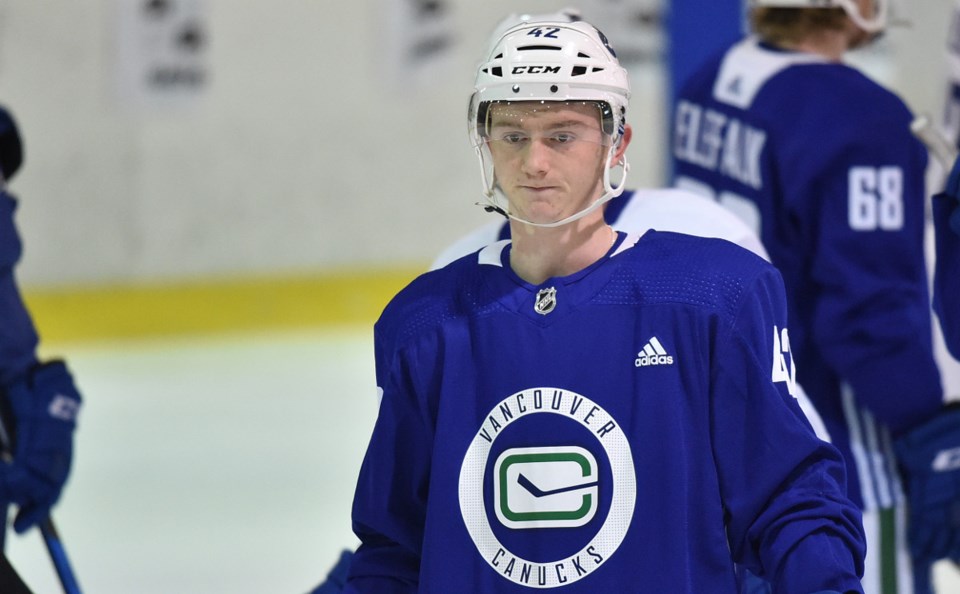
<box><xmin>0</xmin><ymin>0</ymin><xmax>958</xmax><ymax>592</ymax></box>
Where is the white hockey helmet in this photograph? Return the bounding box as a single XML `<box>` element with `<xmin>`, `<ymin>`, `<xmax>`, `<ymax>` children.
<box><xmin>749</xmin><ymin>0</ymin><xmax>888</xmax><ymax>34</ymax></box>
<box><xmin>468</xmin><ymin>19</ymin><xmax>631</xmax><ymax>228</ymax></box>
<box><xmin>482</xmin><ymin>8</ymin><xmax>584</xmax><ymax>58</ymax></box>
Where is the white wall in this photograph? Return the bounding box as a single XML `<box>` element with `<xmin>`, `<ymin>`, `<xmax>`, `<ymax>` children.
<box><xmin>1</xmin><ymin>0</ymin><xmax>954</xmax><ymax>286</ymax></box>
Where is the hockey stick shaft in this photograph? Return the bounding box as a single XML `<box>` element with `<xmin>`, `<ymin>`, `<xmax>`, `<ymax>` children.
<box><xmin>0</xmin><ymin>411</ymin><xmax>81</xmax><ymax>594</ymax></box>
<box><xmin>38</xmin><ymin>519</ymin><xmax>80</xmax><ymax>594</ymax></box>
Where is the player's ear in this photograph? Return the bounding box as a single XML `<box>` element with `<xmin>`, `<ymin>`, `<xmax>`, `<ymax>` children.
<box><xmin>614</xmin><ymin>124</ymin><xmax>632</xmax><ymax>162</ymax></box>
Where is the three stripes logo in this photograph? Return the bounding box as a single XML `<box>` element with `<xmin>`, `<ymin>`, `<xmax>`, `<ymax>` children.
<box><xmin>634</xmin><ymin>336</ymin><xmax>674</xmax><ymax>367</ymax></box>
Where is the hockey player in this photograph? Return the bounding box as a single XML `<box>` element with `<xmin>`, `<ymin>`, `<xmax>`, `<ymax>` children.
<box><xmin>671</xmin><ymin>1</ymin><xmax>960</xmax><ymax>591</ymax></box>
<box><xmin>309</xmin><ymin>9</ymin><xmax>781</xmax><ymax>592</ymax></box>
<box><xmin>342</xmin><ymin>16</ymin><xmax>865</xmax><ymax>594</ymax></box>
<box><xmin>0</xmin><ymin>106</ymin><xmax>82</xmax><ymax>548</ymax></box>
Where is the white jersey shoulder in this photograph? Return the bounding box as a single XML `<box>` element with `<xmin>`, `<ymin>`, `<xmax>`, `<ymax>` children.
<box><xmin>620</xmin><ymin>188</ymin><xmax>770</xmax><ymax>261</ymax></box>
<box><xmin>430</xmin><ymin>189</ymin><xmax>769</xmax><ymax>271</ymax></box>
<box><xmin>430</xmin><ymin>218</ymin><xmax>505</xmax><ymax>270</ymax></box>
<box><xmin>713</xmin><ymin>37</ymin><xmax>827</xmax><ymax>110</ymax></box>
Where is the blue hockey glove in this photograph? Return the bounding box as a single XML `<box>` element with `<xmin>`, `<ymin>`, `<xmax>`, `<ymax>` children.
<box><xmin>309</xmin><ymin>549</ymin><xmax>353</xmax><ymax>594</ymax></box>
<box><xmin>0</xmin><ymin>361</ymin><xmax>81</xmax><ymax>533</ymax></box>
<box><xmin>893</xmin><ymin>406</ymin><xmax>960</xmax><ymax>570</ymax></box>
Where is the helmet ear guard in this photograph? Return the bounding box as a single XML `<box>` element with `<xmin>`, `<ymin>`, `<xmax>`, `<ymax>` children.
<box><xmin>468</xmin><ymin>20</ymin><xmax>631</xmax><ymax>228</ymax></box>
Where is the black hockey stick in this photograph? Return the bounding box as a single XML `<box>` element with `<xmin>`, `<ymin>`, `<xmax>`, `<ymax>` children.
<box><xmin>0</xmin><ymin>550</ymin><xmax>32</xmax><ymax>594</ymax></box>
<box><xmin>0</xmin><ymin>412</ymin><xmax>81</xmax><ymax>594</ymax></box>
<box><xmin>517</xmin><ymin>474</ymin><xmax>599</xmax><ymax>498</ymax></box>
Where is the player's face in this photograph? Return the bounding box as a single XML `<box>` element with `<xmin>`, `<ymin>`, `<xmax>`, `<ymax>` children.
<box><xmin>485</xmin><ymin>101</ymin><xmax>610</xmax><ymax>225</ymax></box>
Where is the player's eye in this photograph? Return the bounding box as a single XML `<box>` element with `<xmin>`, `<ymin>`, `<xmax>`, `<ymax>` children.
<box><xmin>500</xmin><ymin>132</ymin><xmax>528</xmax><ymax>145</ymax></box>
<box><xmin>550</xmin><ymin>132</ymin><xmax>576</xmax><ymax>144</ymax></box>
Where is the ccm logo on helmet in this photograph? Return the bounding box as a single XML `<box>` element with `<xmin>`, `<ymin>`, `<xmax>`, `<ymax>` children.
<box><xmin>512</xmin><ymin>65</ymin><xmax>562</xmax><ymax>75</ymax></box>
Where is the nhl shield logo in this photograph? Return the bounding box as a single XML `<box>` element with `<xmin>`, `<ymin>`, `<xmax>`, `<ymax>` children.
<box><xmin>534</xmin><ymin>287</ymin><xmax>557</xmax><ymax>315</ymax></box>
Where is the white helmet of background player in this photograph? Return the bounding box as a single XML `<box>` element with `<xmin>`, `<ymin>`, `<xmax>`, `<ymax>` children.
<box><xmin>468</xmin><ymin>19</ymin><xmax>631</xmax><ymax>228</ymax></box>
<box><xmin>748</xmin><ymin>0</ymin><xmax>888</xmax><ymax>34</ymax></box>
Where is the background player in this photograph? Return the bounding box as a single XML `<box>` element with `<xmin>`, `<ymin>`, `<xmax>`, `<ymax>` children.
<box><xmin>342</xmin><ymin>16</ymin><xmax>865</xmax><ymax>594</ymax></box>
<box><xmin>671</xmin><ymin>1</ymin><xmax>960</xmax><ymax>591</ymax></box>
<box><xmin>0</xmin><ymin>106</ymin><xmax>82</xmax><ymax>560</ymax></box>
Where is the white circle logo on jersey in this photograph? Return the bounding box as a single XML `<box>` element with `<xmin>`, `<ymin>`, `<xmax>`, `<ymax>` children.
<box><xmin>459</xmin><ymin>387</ymin><xmax>636</xmax><ymax>589</ymax></box>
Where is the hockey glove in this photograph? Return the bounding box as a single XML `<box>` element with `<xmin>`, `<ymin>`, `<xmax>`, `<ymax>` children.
<box><xmin>310</xmin><ymin>549</ymin><xmax>353</xmax><ymax>594</ymax></box>
<box><xmin>0</xmin><ymin>361</ymin><xmax>81</xmax><ymax>533</ymax></box>
<box><xmin>893</xmin><ymin>406</ymin><xmax>960</xmax><ymax>569</ymax></box>
<box><xmin>943</xmin><ymin>150</ymin><xmax>960</xmax><ymax>235</ymax></box>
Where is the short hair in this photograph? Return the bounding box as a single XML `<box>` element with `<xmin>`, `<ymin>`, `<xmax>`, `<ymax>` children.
<box><xmin>749</xmin><ymin>7</ymin><xmax>848</xmax><ymax>45</ymax></box>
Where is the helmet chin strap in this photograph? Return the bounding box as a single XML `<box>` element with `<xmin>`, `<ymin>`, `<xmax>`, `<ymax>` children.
<box><xmin>476</xmin><ymin>146</ymin><xmax>629</xmax><ymax>229</ymax></box>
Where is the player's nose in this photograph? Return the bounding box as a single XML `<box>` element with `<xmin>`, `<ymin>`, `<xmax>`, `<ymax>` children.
<box><xmin>520</xmin><ymin>138</ymin><xmax>551</xmax><ymax>176</ymax></box>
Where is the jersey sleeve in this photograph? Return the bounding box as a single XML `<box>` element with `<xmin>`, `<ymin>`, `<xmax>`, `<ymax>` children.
<box><xmin>343</xmin><ymin>323</ymin><xmax>434</xmax><ymax>593</ymax></box>
<box><xmin>0</xmin><ymin>191</ymin><xmax>39</xmax><ymax>386</ymax></box>
<box><xmin>711</xmin><ymin>265</ymin><xmax>865</xmax><ymax>594</ymax></box>
<box><xmin>933</xmin><ymin>192</ymin><xmax>960</xmax><ymax>359</ymax></box>
<box><xmin>781</xmin><ymin>104</ymin><xmax>942</xmax><ymax>434</ymax></box>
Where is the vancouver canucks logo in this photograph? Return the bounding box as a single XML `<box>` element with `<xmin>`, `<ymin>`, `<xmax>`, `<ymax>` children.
<box><xmin>459</xmin><ymin>387</ymin><xmax>636</xmax><ymax>588</ymax></box>
<box><xmin>534</xmin><ymin>287</ymin><xmax>557</xmax><ymax>315</ymax></box>
<box><xmin>495</xmin><ymin>446</ymin><xmax>599</xmax><ymax>529</ymax></box>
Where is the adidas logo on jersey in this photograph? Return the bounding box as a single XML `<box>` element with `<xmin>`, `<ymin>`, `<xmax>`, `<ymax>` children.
<box><xmin>635</xmin><ymin>337</ymin><xmax>674</xmax><ymax>367</ymax></box>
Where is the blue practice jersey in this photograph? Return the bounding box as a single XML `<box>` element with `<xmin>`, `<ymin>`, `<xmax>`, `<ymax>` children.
<box><xmin>0</xmin><ymin>190</ymin><xmax>38</xmax><ymax>386</ymax></box>
<box><xmin>345</xmin><ymin>231</ymin><xmax>864</xmax><ymax>594</ymax></box>
<box><xmin>671</xmin><ymin>38</ymin><xmax>943</xmax><ymax>510</ymax></box>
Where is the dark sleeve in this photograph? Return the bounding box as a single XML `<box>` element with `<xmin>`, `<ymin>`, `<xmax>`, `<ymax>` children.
<box><xmin>343</xmin><ymin>326</ymin><xmax>431</xmax><ymax>593</ymax></box>
<box><xmin>933</xmin><ymin>191</ymin><xmax>960</xmax><ymax>359</ymax></box>
<box><xmin>712</xmin><ymin>266</ymin><xmax>865</xmax><ymax>594</ymax></box>
<box><xmin>0</xmin><ymin>192</ymin><xmax>39</xmax><ymax>386</ymax></box>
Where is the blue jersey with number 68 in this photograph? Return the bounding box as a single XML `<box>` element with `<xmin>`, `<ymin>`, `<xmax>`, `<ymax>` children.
<box><xmin>671</xmin><ymin>37</ymin><xmax>942</xmax><ymax>510</ymax></box>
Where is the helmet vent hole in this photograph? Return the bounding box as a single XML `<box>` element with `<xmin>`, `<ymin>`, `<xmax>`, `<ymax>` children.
<box><xmin>572</xmin><ymin>66</ymin><xmax>587</xmax><ymax>77</ymax></box>
<box><xmin>518</xmin><ymin>45</ymin><xmax>562</xmax><ymax>52</ymax></box>
<box><xmin>578</xmin><ymin>52</ymin><xmax>590</xmax><ymax>58</ymax></box>
<box><xmin>491</xmin><ymin>67</ymin><xmax>502</xmax><ymax>77</ymax></box>
<box><xmin>550</xmin><ymin>85</ymin><xmax>559</xmax><ymax>93</ymax></box>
